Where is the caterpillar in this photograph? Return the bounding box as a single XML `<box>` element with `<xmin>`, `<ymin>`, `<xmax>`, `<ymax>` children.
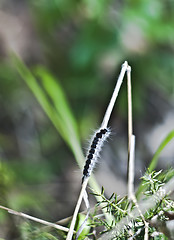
<box><xmin>82</xmin><ymin>128</ymin><xmax>110</xmax><ymax>183</ymax></box>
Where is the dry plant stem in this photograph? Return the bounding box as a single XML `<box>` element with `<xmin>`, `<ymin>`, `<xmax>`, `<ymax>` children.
<box><xmin>131</xmin><ymin>195</ymin><xmax>149</xmax><ymax>240</ymax></box>
<box><xmin>126</xmin><ymin>67</ymin><xmax>149</xmax><ymax>239</ymax></box>
<box><xmin>101</xmin><ymin>61</ymin><xmax>128</xmax><ymax>129</ymax></box>
<box><xmin>127</xmin><ymin>133</ymin><xmax>149</xmax><ymax>237</ymax></box>
<box><xmin>66</xmin><ymin>178</ymin><xmax>88</xmax><ymax>240</ymax></box>
<box><xmin>127</xmin><ymin>66</ymin><xmax>132</xmax><ymax>156</ymax></box>
<box><xmin>127</xmin><ymin>65</ymin><xmax>134</xmax><ymax>199</ymax></box>
<box><xmin>128</xmin><ymin>135</ymin><xmax>135</xmax><ymax>200</ymax></box>
<box><xmin>0</xmin><ymin>205</ymin><xmax>71</xmax><ymax>233</ymax></box>
<box><xmin>34</xmin><ymin>205</ymin><xmax>102</xmax><ymax>235</ymax></box>
<box><xmin>66</xmin><ymin>61</ymin><xmax>128</xmax><ymax>240</ymax></box>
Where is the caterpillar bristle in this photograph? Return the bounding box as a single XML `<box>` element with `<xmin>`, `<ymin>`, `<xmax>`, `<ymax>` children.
<box><xmin>82</xmin><ymin>128</ymin><xmax>110</xmax><ymax>183</ymax></box>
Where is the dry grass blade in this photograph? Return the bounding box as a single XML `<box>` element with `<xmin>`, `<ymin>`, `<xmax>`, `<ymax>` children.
<box><xmin>0</xmin><ymin>205</ymin><xmax>71</xmax><ymax>233</ymax></box>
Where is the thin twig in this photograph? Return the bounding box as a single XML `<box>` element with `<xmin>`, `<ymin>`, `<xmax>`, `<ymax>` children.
<box><xmin>126</xmin><ymin>66</ymin><xmax>149</xmax><ymax>239</ymax></box>
<box><xmin>0</xmin><ymin>205</ymin><xmax>71</xmax><ymax>233</ymax></box>
<box><xmin>66</xmin><ymin>61</ymin><xmax>128</xmax><ymax>240</ymax></box>
<box><xmin>127</xmin><ymin>65</ymin><xmax>132</xmax><ymax>158</ymax></box>
<box><xmin>127</xmin><ymin>136</ymin><xmax>148</xmax><ymax>236</ymax></box>
<box><xmin>131</xmin><ymin>194</ymin><xmax>149</xmax><ymax>240</ymax></box>
<box><xmin>101</xmin><ymin>61</ymin><xmax>128</xmax><ymax>129</ymax></box>
<box><xmin>127</xmin><ymin>65</ymin><xmax>133</xmax><ymax>199</ymax></box>
<box><xmin>128</xmin><ymin>135</ymin><xmax>135</xmax><ymax>200</ymax></box>
<box><xmin>30</xmin><ymin>205</ymin><xmax>100</xmax><ymax>235</ymax></box>
<box><xmin>66</xmin><ymin>178</ymin><xmax>88</xmax><ymax>240</ymax></box>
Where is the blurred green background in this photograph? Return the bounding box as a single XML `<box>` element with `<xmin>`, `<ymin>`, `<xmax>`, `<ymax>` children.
<box><xmin>0</xmin><ymin>0</ymin><xmax>174</xmax><ymax>238</ymax></box>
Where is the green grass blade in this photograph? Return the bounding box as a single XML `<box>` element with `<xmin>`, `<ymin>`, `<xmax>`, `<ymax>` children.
<box><xmin>34</xmin><ymin>66</ymin><xmax>83</xmax><ymax>165</ymax></box>
<box><xmin>148</xmin><ymin>130</ymin><xmax>174</xmax><ymax>172</ymax></box>
<box><xmin>34</xmin><ymin>66</ymin><xmax>78</xmax><ymax>134</ymax></box>
<box><xmin>11</xmin><ymin>54</ymin><xmax>84</xmax><ymax>167</ymax></box>
<box><xmin>136</xmin><ymin>130</ymin><xmax>174</xmax><ymax>198</ymax></box>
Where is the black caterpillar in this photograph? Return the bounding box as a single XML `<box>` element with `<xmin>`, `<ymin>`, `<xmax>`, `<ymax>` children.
<box><xmin>82</xmin><ymin>128</ymin><xmax>110</xmax><ymax>183</ymax></box>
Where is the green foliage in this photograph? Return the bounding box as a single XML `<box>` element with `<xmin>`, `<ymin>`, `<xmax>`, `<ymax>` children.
<box><xmin>12</xmin><ymin>54</ymin><xmax>84</xmax><ymax>168</ymax></box>
<box><xmin>148</xmin><ymin>130</ymin><xmax>174</xmax><ymax>172</ymax></box>
<box><xmin>87</xmin><ymin>170</ymin><xmax>174</xmax><ymax>239</ymax></box>
<box><xmin>93</xmin><ymin>189</ymin><xmax>128</xmax><ymax>223</ymax></box>
<box><xmin>75</xmin><ymin>213</ymin><xmax>91</xmax><ymax>240</ymax></box>
<box><xmin>29</xmin><ymin>0</ymin><xmax>174</xmax><ymax>114</ymax></box>
<box><xmin>141</xmin><ymin>170</ymin><xmax>164</xmax><ymax>196</ymax></box>
<box><xmin>0</xmin><ymin>162</ymin><xmax>15</xmax><ymax>222</ymax></box>
<box><xmin>20</xmin><ymin>222</ymin><xmax>59</xmax><ymax>240</ymax></box>
<box><xmin>136</xmin><ymin>130</ymin><xmax>174</xmax><ymax>198</ymax></box>
<box><xmin>0</xmin><ymin>162</ymin><xmax>14</xmax><ymax>191</ymax></box>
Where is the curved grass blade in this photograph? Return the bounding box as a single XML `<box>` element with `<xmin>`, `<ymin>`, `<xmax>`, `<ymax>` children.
<box><xmin>12</xmin><ymin>54</ymin><xmax>84</xmax><ymax>168</ymax></box>
<box><xmin>136</xmin><ymin>129</ymin><xmax>174</xmax><ymax>198</ymax></box>
<box><xmin>34</xmin><ymin>65</ymin><xmax>84</xmax><ymax>168</ymax></box>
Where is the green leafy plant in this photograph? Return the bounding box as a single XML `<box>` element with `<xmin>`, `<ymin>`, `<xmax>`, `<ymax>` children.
<box><xmin>136</xmin><ymin>130</ymin><xmax>174</xmax><ymax>198</ymax></box>
<box><xmin>82</xmin><ymin>169</ymin><xmax>174</xmax><ymax>239</ymax></box>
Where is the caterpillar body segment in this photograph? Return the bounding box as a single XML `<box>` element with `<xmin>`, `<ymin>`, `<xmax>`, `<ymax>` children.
<box><xmin>82</xmin><ymin>128</ymin><xmax>110</xmax><ymax>183</ymax></box>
